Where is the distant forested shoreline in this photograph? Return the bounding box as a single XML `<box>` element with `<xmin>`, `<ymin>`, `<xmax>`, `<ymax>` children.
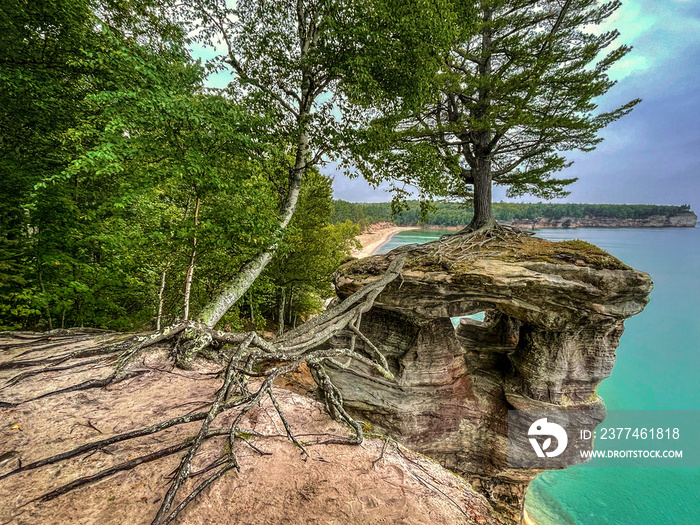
<box><xmin>331</xmin><ymin>201</ymin><xmax>694</xmax><ymax>228</ymax></box>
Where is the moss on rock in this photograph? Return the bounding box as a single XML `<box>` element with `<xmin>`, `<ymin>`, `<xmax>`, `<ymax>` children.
<box><xmin>492</xmin><ymin>237</ymin><xmax>629</xmax><ymax>270</ymax></box>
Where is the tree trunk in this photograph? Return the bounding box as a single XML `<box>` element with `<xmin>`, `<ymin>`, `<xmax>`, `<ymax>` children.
<box><xmin>156</xmin><ymin>263</ymin><xmax>170</xmax><ymax>331</ymax></box>
<box><xmin>197</xmin><ymin>120</ymin><xmax>309</xmax><ymax>329</ymax></box>
<box><xmin>465</xmin><ymin>5</ymin><xmax>495</xmax><ymax>233</ymax></box>
<box><xmin>287</xmin><ymin>285</ymin><xmax>294</xmax><ymax>324</ymax></box>
<box><xmin>183</xmin><ymin>198</ymin><xmax>200</xmax><ymax>321</ymax></box>
<box><xmin>277</xmin><ymin>287</ymin><xmax>286</xmax><ymax>337</ymax></box>
<box><xmin>37</xmin><ymin>261</ymin><xmax>53</xmax><ymax>331</ymax></box>
<box><xmin>197</xmin><ymin>18</ymin><xmax>320</xmax><ymax>330</ymax></box>
<box><xmin>468</xmin><ymin>163</ymin><xmax>495</xmax><ymax>231</ymax></box>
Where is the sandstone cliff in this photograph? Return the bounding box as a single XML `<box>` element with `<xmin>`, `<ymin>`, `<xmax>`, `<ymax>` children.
<box><xmin>0</xmin><ymin>233</ymin><xmax>654</xmax><ymax>525</ymax></box>
<box><xmin>510</xmin><ymin>211</ymin><xmax>697</xmax><ymax>229</ymax></box>
<box><xmin>329</xmin><ymin>232</ymin><xmax>653</xmax><ymax>523</ymax></box>
<box><xmin>0</xmin><ymin>336</ymin><xmax>503</xmax><ymax>525</ymax></box>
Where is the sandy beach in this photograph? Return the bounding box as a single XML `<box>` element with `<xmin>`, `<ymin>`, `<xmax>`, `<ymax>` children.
<box><xmin>352</xmin><ymin>223</ymin><xmax>420</xmax><ymax>258</ymax></box>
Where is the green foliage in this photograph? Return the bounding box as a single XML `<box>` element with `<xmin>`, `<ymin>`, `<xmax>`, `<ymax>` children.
<box><xmin>0</xmin><ymin>0</ymin><xmax>134</xmax><ymax>328</ymax></box>
<box><xmin>331</xmin><ymin>200</ymin><xmax>694</xmax><ymax>227</ymax></box>
<box><xmin>347</xmin><ymin>0</ymin><xmax>640</xmax><ymax>225</ymax></box>
<box><xmin>1</xmin><ymin>0</ymin><xmax>460</xmax><ymax>331</ymax></box>
<box><xmin>266</xmin><ymin>171</ymin><xmax>360</xmax><ymax>329</ymax></box>
<box><xmin>327</xmin><ymin>0</ymin><xmax>464</xmax><ymax>110</ymax></box>
<box><xmin>0</xmin><ymin>0</ymin><xmax>228</xmax><ymax>330</ymax></box>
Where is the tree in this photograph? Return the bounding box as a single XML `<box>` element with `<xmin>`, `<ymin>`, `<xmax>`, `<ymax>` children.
<box><xmin>189</xmin><ymin>0</ymin><xmax>459</xmax><ymax>329</ymax></box>
<box><xmin>265</xmin><ymin>170</ymin><xmax>360</xmax><ymax>334</ymax></box>
<box><xmin>0</xmin><ymin>3</ymin><xmax>465</xmax><ymax>522</ymax></box>
<box><xmin>67</xmin><ymin>57</ymin><xmax>282</xmax><ymax>329</ymax></box>
<box><xmin>353</xmin><ymin>0</ymin><xmax>640</xmax><ymax>231</ymax></box>
<box><xmin>0</xmin><ymin>0</ymin><xmax>191</xmax><ymax>330</ymax></box>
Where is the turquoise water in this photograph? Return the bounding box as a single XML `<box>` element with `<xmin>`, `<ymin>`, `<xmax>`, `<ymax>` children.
<box><xmin>378</xmin><ymin>228</ymin><xmax>458</xmax><ymax>253</ymax></box>
<box><xmin>379</xmin><ymin>227</ymin><xmax>700</xmax><ymax>524</ymax></box>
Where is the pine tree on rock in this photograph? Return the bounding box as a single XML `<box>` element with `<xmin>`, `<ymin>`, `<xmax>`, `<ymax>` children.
<box><xmin>353</xmin><ymin>0</ymin><xmax>640</xmax><ymax>232</ymax></box>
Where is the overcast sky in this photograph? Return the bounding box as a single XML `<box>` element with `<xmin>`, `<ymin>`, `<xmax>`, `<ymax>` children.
<box><xmin>328</xmin><ymin>0</ymin><xmax>700</xmax><ymax>211</ymax></box>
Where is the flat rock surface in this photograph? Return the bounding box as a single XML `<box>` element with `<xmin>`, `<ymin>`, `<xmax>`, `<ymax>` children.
<box><xmin>0</xmin><ymin>332</ymin><xmax>503</xmax><ymax>525</ymax></box>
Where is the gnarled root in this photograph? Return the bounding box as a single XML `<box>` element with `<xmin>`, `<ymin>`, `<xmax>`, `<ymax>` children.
<box><xmin>430</xmin><ymin>222</ymin><xmax>533</xmax><ymax>262</ymax></box>
<box><xmin>0</xmin><ymin>254</ymin><xmax>408</xmax><ymax>525</ymax></box>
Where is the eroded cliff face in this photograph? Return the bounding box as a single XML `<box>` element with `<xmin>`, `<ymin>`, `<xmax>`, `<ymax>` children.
<box><xmin>510</xmin><ymin>212</ymin><xmax>697</xmax><ymax>230</ymax></box>
<box><xmin>328</xmin><ymin>234</ymin><xmax>653</xmax><ymax>524</ymax></box>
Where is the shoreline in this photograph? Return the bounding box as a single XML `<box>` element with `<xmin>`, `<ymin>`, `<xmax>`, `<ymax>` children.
<box><xmin>352</xmin><ymin>225</ymin><xmax>420</xmax><ymax>258</ymax></box>
<box><xmin>523</xmin><ymin>510</ymin><xmax>539</xmax><ymax>525</ymax></box>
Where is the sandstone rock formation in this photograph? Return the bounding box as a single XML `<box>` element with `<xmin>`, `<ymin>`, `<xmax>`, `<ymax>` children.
<box><xmin>0</xmin><ymin>336</ymin><xmax>503</xmax><ymax>525</ymax></box>
<box><xmin>329</xmin><ymin>233</ymin><xmax>653</xmax><ymax>523</ymax></box>
<box><xmin>510</xmin><ymin>211</ymin><xmax>697</xmax><ymax>229</ymax></box>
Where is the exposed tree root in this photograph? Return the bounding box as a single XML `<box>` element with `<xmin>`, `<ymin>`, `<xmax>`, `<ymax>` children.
<box><xmin>2</xmin><ymin>356</ymin><xmax>109</xmax><ymax>389</ymax></box>
<box><xmin>0</xmin><ymin>254</ymin><xmax>408</xmax><ymax>524</ymax></box>
<box><xmin>0</xmin><ymin>338</ymin><xmax>128</xmax><ymax>371</ymax></box>
<box><xmin>268</xmin><ymin>388</ymin><xmax>308</xmax><ymax>457</ymax></box>
<box><xmin>371</xmin><ymin>437</ymin><xmax>391</xmax><ymax>469</ymax></box>
<box><xmin>3</xmin><ymin>335</ymin><xmax>96</xmax><ymax>357</ymax></box>
<box><xmin>20</xmin><ymin>369</ymin><xmax>148</xmax><ymax>405</ymax></box>
<box><xmin>0</xmin><ymin>331</ymin><xmax>98</xmax><ymax>348</ymax></box>
<box><xmin>428</xmin><ymin>223</ymin><xmax>533</xmax><ymax>262</ymax></box>
<box><xmin>0</xmin><ymin>396</ymin><xmax>253</xmax><ymax>483</ymax></box>
<box><xmin>31</xmin><ymin>439</ymin><xmax>200</xmax><ymax>504</ymax></box>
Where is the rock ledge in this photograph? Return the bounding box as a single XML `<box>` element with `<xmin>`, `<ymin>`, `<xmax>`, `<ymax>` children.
<box><xmin>329</xmin><ymin>232</ymin><xmax>653</xmax><ymax>523</ymax></box>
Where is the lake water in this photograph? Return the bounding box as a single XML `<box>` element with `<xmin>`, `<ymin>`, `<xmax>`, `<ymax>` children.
<box><xmin>378</xmin><ymin>227</ymin><xmax>700</xmax><ymax>525</ymax></box>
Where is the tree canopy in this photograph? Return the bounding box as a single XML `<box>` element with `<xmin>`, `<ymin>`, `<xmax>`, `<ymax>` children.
<box><xmin>0</xmin><ymin>0</ymin><xmax>460</xmax><ymax>331</ymax></box>
<box><xmin>1</xmin><ymin>0</ymin><xmax>644</xmax><ymax>331</ymax></box>
<box><xmin>349</xmin><ymin>0</ymin><xmax>640</xmax><ymax>230</ymax></box>
<box><xmin>189</xmin><ymin>0</ymin><xmax>461</xmax><ymax>328</ymax></box>
<box><xmin>0</xmin><ymin>0</ymin><xmax>193</xmax><ymax>329</ymax></box>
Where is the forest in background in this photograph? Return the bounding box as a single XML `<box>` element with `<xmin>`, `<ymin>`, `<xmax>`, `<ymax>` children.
<box><xmin>331</xmin><ymin>201</ymin><xmax>694</xmax><ymax>228</ymax></box>
<box><xmin>0</xmin><ymin>0</ymin><xmax>365</xmax><ymax>333</ymax></box>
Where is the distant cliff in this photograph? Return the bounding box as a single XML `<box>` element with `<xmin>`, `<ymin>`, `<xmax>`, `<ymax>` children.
<box><xmin>332</xmin><ymin>200</ymin><xmax>696</xmax><ymax>228</ymax></box>
<box><xmin>510</xmin><ymin>211</ymin><xmax>697</xmax><ymax>230</ymax></box>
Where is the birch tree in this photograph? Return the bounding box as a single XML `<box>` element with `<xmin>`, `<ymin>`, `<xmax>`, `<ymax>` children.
<box><xmin>191</xmin><ymin>0</ymin><xmax>458</xmax><ymax>328</ymax></box>
<box><xmin>0</xmin><ymin>3</ymin><xmax>465</xmax><ymax>520</ymax></box>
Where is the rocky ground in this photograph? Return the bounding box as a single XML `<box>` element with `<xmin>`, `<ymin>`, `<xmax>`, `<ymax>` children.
<box><xmin>0</xmin><ymin>332</ymin><xmax>503</xmax><ymax>525</ymax></box>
